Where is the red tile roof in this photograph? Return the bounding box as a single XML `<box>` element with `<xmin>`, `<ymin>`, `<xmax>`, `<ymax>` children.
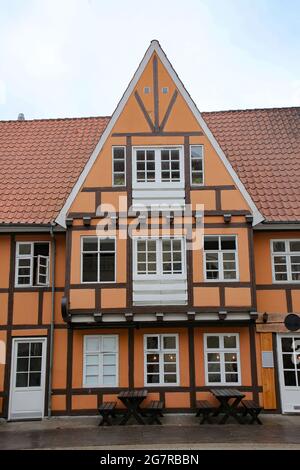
<box><xmin>0</xmin><ymin>107</ymin><xmax>299</xmax><ymax>225</ymax></box>
<box><xmin>0</xmin><ymin>117</ymin><xmax>109</xmax><ymax>224</ymax></box>
<box><xmin>202</xmin><ymin>107</ymin><xmax>300</xmax><ymax>222</ymax></box>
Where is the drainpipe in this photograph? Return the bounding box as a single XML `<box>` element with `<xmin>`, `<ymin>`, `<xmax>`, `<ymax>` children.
<box><xmin>48</xmin><ymin>223</ymin><xmax>56</xmax><ymax>418</ymax></box>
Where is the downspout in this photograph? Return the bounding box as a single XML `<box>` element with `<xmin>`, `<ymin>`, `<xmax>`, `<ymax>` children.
<box><xmin>48</xmin><ymin>223</ymin><xmax>56</xmax><ymax>418</ymax></box>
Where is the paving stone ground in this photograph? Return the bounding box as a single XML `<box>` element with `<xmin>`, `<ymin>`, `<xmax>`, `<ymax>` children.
<box><xmin>0</xmin><ymin>414</ymin><xmax>300</xmax><ymax>450</ymax></box>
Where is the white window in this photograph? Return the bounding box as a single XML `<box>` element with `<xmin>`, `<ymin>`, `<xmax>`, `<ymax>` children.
<box><xmin>190</xmin><ymin>145</ymin><xmax>204</xmax><ymax>185</ymax></box>
<box><xmin>112</xmin><ymin>147</ymin><xmax>126</xmax><ymax>186</ymax></box>
<box><xmin>83</xmin><ymin>335</ymin><xmax>118</xmax><ymax>387</ymax></box>
<box><xmin>134</xmin><ymin>238</ymin><xmax>185</xmax><ymax>279</ymax></box>
<box><xmin>133</xmin><ymin>147</ymin><xmax>184</xmax><ymax>186</ymax></box>
<box><xmin>204</xmin><ymin>334</ymin><xmax>241</xmax><ymax>385</ymax></box>
<box><xmin>204</xmin><ymin>235</ymin><xmax>238</xmax><ymax>281</ymax></box>
<box><xmin>271</xmin><ymin>240</ymin><xmax>300</xmax><ymax>283</ymax></box>
<box><xmin>144</xmin><ymin>334</ymin><xmax>179</xmax><ymax>385</ymax></box>
<box><xmin>15</xmin><ymin>242</ymin><xmax>50</xmax><ymax>287</ymax></box>
<box><xmin>81</xmin><ymin>237</ymin><xmax>115</xmax><ymax>283</ymax></box>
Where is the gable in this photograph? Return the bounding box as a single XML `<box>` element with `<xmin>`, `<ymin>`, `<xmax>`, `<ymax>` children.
<box><xmin>62</xmin><ymin>41</ymin><xmax>263</xmax><ymax>226</ymax></box>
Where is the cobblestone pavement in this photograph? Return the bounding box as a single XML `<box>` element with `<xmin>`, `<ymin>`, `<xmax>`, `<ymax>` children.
<box><xmin>0</xmin><ymin>414</ymin><xmax>299</xmax><ymax>450</ymax></box>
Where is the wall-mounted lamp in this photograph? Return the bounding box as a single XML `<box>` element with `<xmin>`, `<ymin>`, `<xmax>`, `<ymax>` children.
<box><xmin>83</xmin><ymin>216</ymin><xmax>91</xmax><ymax>226</ymax></box>
<box><xmin>223</xmin><ymin>213</ymin><xmax>232</xmax><ymax>224</ymax></box>
<box><xmin>245</xmin><ymin>214</ymin><xmax>253</xmax><ymax>224</ymax></box>
<box><xmin>263</xmin><ymin>312</ymin><xmax>268</xmax><ymax>323</ymax></box>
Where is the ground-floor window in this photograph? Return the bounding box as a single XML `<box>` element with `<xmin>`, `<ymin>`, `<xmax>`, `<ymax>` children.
<box><xmin>204</xmin><ymin>333</ymin><xmax>241</xmax><ymax>385</ymax></box>
<box><xmin>144</xmin><ymin>334</ymin><xmax>179</xmax><ymax>386</ymax></box>
<box><xmin>83</xmin><ymin>335</ymin><xmax>118</xmax><ymax>387</ymax></box>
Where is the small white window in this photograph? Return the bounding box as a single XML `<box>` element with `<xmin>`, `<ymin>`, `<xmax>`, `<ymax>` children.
<box><xmin>204</xmin><ymin>334</ymin><xmax>241</xmax><ymax>385</ymax></box>
<box><xmin>112</xmin><ymin>147</ymin><xmax>126</xmax><ymax>186</ymax></box>
<box><xmin>81</xmin><ymin>237</ymin><xmax>116</xmax><ymax>283</ymax></box>
<box><xmin>271</xmin><ymin>240</ymin><xmax>300</xmax><ymax>283</ymax></box>
<box><xmin>83</xmin><ymin>335</ymin><xmax>118</xmax><ymax>387</ymax></box>
<box><xmin>162</xmin><ymin>87</ymin><xmax>168</xmax><ymax>94</ymax></box>
<box><xmin>144</xmin><ymin>87</ymin><xmax>151</xmax><ymax>94</ymax></box>
<box><xmin>15</xmin><ymin>242</ymin><xmax>50</xmax><ymax>287</ymax></box>
<box><xmin>133</xmin><ymin>147</ymin><xmax>184</xmax><ymax>186</ymax></box>
<box><xmin>190</xmin><ymin>145</ymin><xmax>204</xmax><ymax>185</ymax></box>
<box><xmin>204</xmin><ymin>235</ymin><xmax>238</xmax><ymax>281</ymax></box>
<box><xmin>144</xmin><ymin>334</ymin><xmax>179</xmax><ymax>385</ymax></box>
<box><xmin>134</xmin><ymin>238</ymin><xmax>185</xmax><ymax>279</ymax></box>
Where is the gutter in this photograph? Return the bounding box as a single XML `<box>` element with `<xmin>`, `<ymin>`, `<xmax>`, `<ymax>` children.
<box><xmin>254</xmin><ymin>221</ymin><xmax>300</xmax><ymax>231</ymax></box>
<box><xmin>0</xmin><ymin>223</ymin><xmax>65</xmax><ymax>233</ymax></box>
<box><xmin>47</xmin><ymin>223</ymin><xmax>56</xmax><ymax>418</ymax></box>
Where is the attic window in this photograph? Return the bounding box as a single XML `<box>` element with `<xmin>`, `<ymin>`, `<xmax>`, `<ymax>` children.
<box><xmin>15</xmin><ymin>242</ymin><xmax>50</xmax><ymax>287</ymax></box>
<box><xmin>162</xmin><ymin>87</ymin><xmax>169</xmax><ymax>94</ymax></box>
<box><xmin>144</xmin><ymin>87</ymin><xmax>151</xmax><ymax>94</ymax></box>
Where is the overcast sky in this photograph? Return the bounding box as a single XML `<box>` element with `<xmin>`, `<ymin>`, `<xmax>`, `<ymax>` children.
<box><xmin>0</xmin><ymin>0</ymin><xmax>299</xmax><ymax>120</ymax></box>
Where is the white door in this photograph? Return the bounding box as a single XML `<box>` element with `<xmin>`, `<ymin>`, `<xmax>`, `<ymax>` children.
<box><xmin>277</xmin><ymin>333</ymin><xmax>300</xmax><ymax>413</ymax></box>
<box><xmin>9</xmin><ymin>337</ymin><xmax>47</xmax><ymax>420</ymax></box>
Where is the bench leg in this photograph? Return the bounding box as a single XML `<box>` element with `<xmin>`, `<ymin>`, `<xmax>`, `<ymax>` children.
<box><xmin>249</xmin><ymin>411</ymin><xmax>262</xmax><ymax>425</ymax></box>
<box><xmin>148</xmin><ymin>413</ymin><xmax>162</xmax><ymax>425</ymax></box>
<box><xmin>200</xmin><ymin>411</ymin><xmax>212</xmax><ymax>424</ymax></box>
<box><xmin>99</xmin><ymin>412</ymin><xmax>113</xmax><ymax>426</ymax></box>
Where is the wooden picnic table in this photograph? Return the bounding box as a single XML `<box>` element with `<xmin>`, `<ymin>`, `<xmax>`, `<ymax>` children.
<box><xmin>210</xmin><ymin>388</ymin><xmax>245</xmax><ymax>424</ymax></box>
<box><xmin>118</xmin><ymin>389</ymin><xmax>148</xmax><ymax>425</ymax></box>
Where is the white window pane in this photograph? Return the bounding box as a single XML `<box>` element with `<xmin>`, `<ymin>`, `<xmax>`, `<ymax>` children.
<box><xmin>102</xmin><ymin>336</ymin><xmax>117</xmax><ymax>352</ymax></box>
<box><xmin>146</xmin><ymin>336</ymin><xmax>159</xmax><ymax>350</ymax></box>
<box><xmin>224</xmin><ymin>335</ymin><xmax>237</xmax><ymax>348</ymax></box>
<box><xmin>103</xmin><ymin>375</ymin><xmax>116</xmax><ymax>386</ymax></box>
<box><xmin>85</xmin><ymin>338</ymin><xmax>99</xmax><ymax>352</ymax></box>
<box><xmin>86</xmin><ymin>365</ymin><xmax>98</xmax><ymax>375</ymax></box>
<box><xmin>103</xmin><ymin>365</ymin><xmax>116</xmax><ymax>375</ymax></box>
<box><xmin>163</xmin><ymin>336</ymin><xmax>176</xmax><ymax>349</ymax></box>
<box><xmin>273</xmin><ymin>241</ymin><xmax>286</xmax><ymax>252</ymax></box>
<box><xmin>164</xmin><ymin>374</ymin><xmax>177</xmax><ymax>383</ymax></box>
<box><xmin>290</xmin><ymin>241</ymin><xmax>300</xmax><ymax>252</ymax></box>
<box><xmin>103</xmin><ymin>354</ymin><xmax>116</xmax><ymax>365</ymax></box>
<box><xmin>86</xmin><ymin>355</ymin><xmax>99</xmax><ymax>366</ymax></box>
<box><xmin>18</xmin><ymin>243</ymin><xmax>32</xmax><ymax>255</ymax></box>
<box><xmin>85</xmin><ymin>376</ymin><xmax>98</xmax><ymax>386</ymax></box>
<box><xmin>206</xmin><ymin>336</ymin><xmax>220</xmax><ymax>348</ymax></box>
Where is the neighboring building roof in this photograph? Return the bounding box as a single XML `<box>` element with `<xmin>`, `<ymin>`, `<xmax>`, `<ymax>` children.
<box><xmin>0</xmin><ymin>106</ymin><xmax>299</xmax><ymax>225</ymax></box>
<box><xmin>202</xmin><ymin>107</ymin><xmax>300</xmax><ymax>222</ymax></box>
<box><xmin>0</xmin><ymin>117</ymin><xmax>109</xmax><ymax>224</ymax></box>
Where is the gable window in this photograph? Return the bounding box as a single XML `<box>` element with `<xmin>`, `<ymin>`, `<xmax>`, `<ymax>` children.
<box><xmin>271</xmin><ymin>240</ymin><xmax>300</xmax><ymax>282</ymax></box>
<box><xmin>112</xmin><ymin>147</ymin><xmax>126</xmax><ymax>186</ymax></box>
<box><xmin>204</xmin><ymin>235</ymin><xmax>238</xmax><ymax>281</ymax></box>
<box><xmin>144</xmin><ymin>334</ymin><xmax>179</xmax><ymax>385</ymax></box>
<box><xmin>133</xmin><ymin>147</ymin><xmax>183</xmax><ymax>185</ymax></box>
<box><xmin>134</xmin><ymin>238</ymin><xmax>185</xmax><ymax>279</ymax></box>
<box><xmin>204</xmin><ymin>334</ymin><xmax>241</xmax><ymax>385</ymax></box>
<box><xmin>15</xmin><ymin>242</ymin><xmax>50</xmax><ymax>287</ymax></box>
<box><xmin>83</xmin><ymin>335</ymin><xmax>118</xmax><ymax>387</ymax></box>
<box><xmin>190</xmin><ymin>145</ymin><xmax>204</xmax><ymax>185</ymax></box>
<box><xmin>81</xmin><ymin>237</ymin><xmax>115</xmax><ymax>283</ymax></box>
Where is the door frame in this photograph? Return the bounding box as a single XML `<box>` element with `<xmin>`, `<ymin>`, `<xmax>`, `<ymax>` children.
<box><xmin>8</xmin><ymin>336</ymin><xmax>47</xmax><ymax>421</ymax></box>
<box><xmin>277</xmin><ymin>332</ymin><xmax>300</xmax><ymax>414</ymax></box>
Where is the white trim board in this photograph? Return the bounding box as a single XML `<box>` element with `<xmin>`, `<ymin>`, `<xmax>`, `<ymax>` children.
<box><xmin>55</xmin><ymin>40</ymin><xmax>264</xmax><ymax>228</ymax></box>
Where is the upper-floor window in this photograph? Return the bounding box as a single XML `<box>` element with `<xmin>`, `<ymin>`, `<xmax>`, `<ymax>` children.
<box><xmin>204</xmin><ymin>334</ymin><xmax>241</xmax><ymax>385</ymax></box>
<box><xmin>271</xmin><ymin>240</ymin><xmax>300</xmax><ymax>283</ymax></box>
<box><xmin>81</xmin><ymin>237</ymin><xmax>115</xmax><ymax>283</ymax></box>
<box><xmin>83</xmin><ymin>335</ymin><xmax>118</xmax><ymax>387</ymax></box>
<box><xmin>134</xmin><ymin>237</ymin><xmax>185</xmax><ymax>279</ymax></box>
<box><xmin>190</xmin><ymin>145</ymin><xmax>204</xmax><ymax>185</ymax></box>
<box><xmin>112</xmin><ymin>147</ymin><xmax>126</xmax><ymax>186</ymax></box>
<box><xmin>204</xmin><ymin>235</ymin><xmax>238</xmax><ymax>281</ymax></box>
<box><xmin>15</xmin><ymin>242</ymin><xmax>50</xmax><ymax>287</ymax></box>
<box><xmin>144</xmin><ymin>334</ymin><xmax>179</xmax><ymax>385</ymax></box>
<box><xmin>133</xmin><ymin>147</ymin><xmax>184</xmax><ymax>186</ymax></box>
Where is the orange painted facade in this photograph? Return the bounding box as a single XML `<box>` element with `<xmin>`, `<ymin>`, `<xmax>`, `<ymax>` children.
<box><xmin>0</xmin><ymin>42</ymin><xmax>299</xmax><ymax>419</ymax></box>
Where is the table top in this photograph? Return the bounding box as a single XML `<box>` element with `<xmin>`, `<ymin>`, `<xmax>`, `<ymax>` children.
<box><xmin>210</xmin><ymin>388</ymin><xmax>245</xmax><ymax>398</ymax></box>
<box><xmin>118</xmin><ymin>389</ymin><xmax>148</xmax><ymax>399</ymax></box>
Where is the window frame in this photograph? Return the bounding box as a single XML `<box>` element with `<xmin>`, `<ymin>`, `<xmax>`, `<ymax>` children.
<box><xmin>144</xmin><ymin>333</ymin><xmax>180</xmax><ymax>386</ymax></box>
<box><xmin>133</xmin><ymin>236</ymin><xmax>186</xmax><ymax>281</ymax></box>
<box><xmin>15</xmin><ymin>241</ymin><xmax>50</xmax><ymax>288</ymax></box>
<box><xmin>83</xmin><ymin>335</ymin><xmax>119</xmax><ymax>388</ymax></box>
<box><xmin>190</xmin><ymin>144</ymin><xmax>204</xmax><ymax>186</ymax></box>
<box><xmin>112</xmin><ymin>146</ymin><xmax>126</xmax><ymax>187</ymax></box>
<box><xmin>81</xmin><ymin>236</ymin><xmax>116</xmax><ymax>284</ymax></box>
<box><xmin>203</xmin><ymin>235</ymin><xmax>239</xmax><ymax>282</ymax></box>
<box><xmin>271</xmin><ymin>239</ymin><xmax>300</xmax><ymax>284</ymax></box>
<box><xmin>204</xmin><ymin>333</ymin><xmax>241</xmax><ymax>386</ymax></box>
<box><xmin>132</xmin><ymin>146</ymin><xmax>184</xmax><ymax>188</ymax></box>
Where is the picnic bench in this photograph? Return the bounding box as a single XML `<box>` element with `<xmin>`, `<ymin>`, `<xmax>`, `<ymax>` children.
<box><xmin>145</xmin><ymin>400</ymin><xmax>164</xmax><ymax>424</ymax></box>
<box><xmin>195</xmin><ymin>400</ymin><xmax>216</xmax><ymax>424</ymax></box>
<box><xmin>98</xmin><ymin>401</ymin><xmax>117</xmax><ymax>426</ymax></box>
<box><xmin>210</xmin><ymin>388</ymin><xmax>245</xmax><ymax>424</ymax></box>
<box><xmin>118</xmin><ymin>389</ymin><xmax>148</xmax><ymax>425</ymax></box>
<box><xmin>241</xmin><ymin>400</ymin><xmax>263</xmax><ymax>424</ymax></box>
